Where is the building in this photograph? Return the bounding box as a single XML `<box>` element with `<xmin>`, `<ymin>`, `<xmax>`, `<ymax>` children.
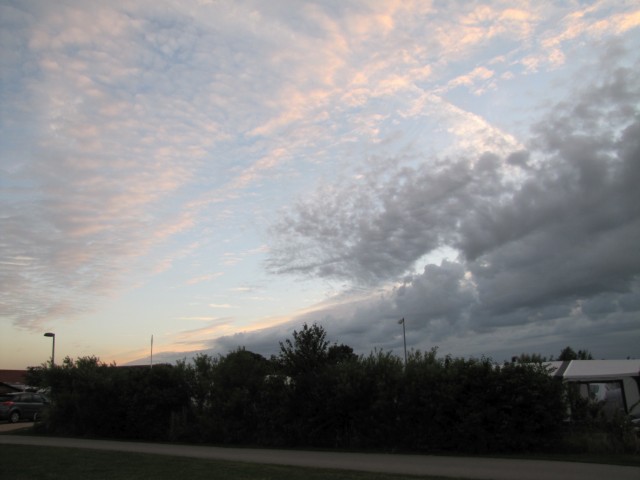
<box><xmin>0</xmin><ymin>370</ymin><xmax>28</xmax><ymax>394</ymax></box>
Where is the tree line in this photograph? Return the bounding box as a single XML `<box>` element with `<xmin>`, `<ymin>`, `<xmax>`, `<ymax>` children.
<box><xmin>26</xmin><ymin>323</ymin><xmax>636</xmax><ymax>453</ymax></box>
<box><xmin>512</xmin><ymin>346</ymin><xmax>593</xmax><ymax>364</ymax></box>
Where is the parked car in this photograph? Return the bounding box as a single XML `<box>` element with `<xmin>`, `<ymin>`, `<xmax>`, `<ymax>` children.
<box><xmin>0</xmin><ymin>392</ymin><xmax>49</xmax><ymax>423</ymax></box>
<box><xmin>630</xmin><ymin>412</ymin><xmax>640</xmax><ymax>435</ymax></box>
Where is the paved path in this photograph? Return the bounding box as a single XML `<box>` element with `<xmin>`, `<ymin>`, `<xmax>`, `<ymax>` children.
<box><xmin>0</xmin><ymin>421</ymin><xmax>34</xmax><ymax>433</ymax></box>
<box><xmin>1</xmin><ymin>433</ymin><xmax>638</xmax><ymax>480</ymax></box>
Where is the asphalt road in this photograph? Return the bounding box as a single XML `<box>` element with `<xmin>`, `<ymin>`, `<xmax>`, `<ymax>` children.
<box><xmin>1</xmin><ymin>426</ymin><xmax>638</xmax><ymax>480</ymax></box>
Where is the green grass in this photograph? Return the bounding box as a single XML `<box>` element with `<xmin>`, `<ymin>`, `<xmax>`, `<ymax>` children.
<box><xmin>0</xmin><ymin>445</ymin><xmax>459</xmax><ymax>480</ymax></box>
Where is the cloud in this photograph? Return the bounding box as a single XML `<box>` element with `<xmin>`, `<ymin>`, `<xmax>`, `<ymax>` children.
<box><xmin>1</xmin><ymin>2</ymin><xmax>221</xmax><ymax>329</ymax></box>
<box><xmin>266</xmin><ymin>148</ymin><xmax>509</xmax><ymax>285</ymax></box>
<box><xmin>3</xmin><ymin>1</ymin><xmax>639</xmax><ymax>366</ymax></box>
<box><xmin>186</xmin><ymin>272</ymin><xmax>223</xmax><ymax>285</ymax></box>
<box><xmin>172</xmin><ymin>317</ymin><xmax>232</xmax><ymax>343</ymax></box>
<box><xmin>518</xmin><ymin>3</ymin><xmax>640</xmax><ymax>73</ymax></box>
<box><xmin>447</xmin><ymin>66</ymin><xmax>495</xmax><ymax>94</ymax></box>
<box><xmin>264</xmin><ymin>42</ymin><xmax>640</xmax><ymax>358</ymax></box>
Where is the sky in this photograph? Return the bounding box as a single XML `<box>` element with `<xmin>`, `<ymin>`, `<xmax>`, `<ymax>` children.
<box><xmin>1</xmin><ymin>1</ymin><xmax>639</xmax><ymax>370</ymax></box>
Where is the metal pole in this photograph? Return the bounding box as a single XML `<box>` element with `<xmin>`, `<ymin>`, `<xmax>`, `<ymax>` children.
<box><xmin>44</xmin><ymin>332</ymin><xmax>55</xmax><ymax>367</ymax></box>
<box><xmin>150</xmin><ymin>335</ymin><xmax>154</xmax><ymax>368</ymax></box>
<box><xmin>402</xmin><ymin>318</ymin><xmax>407</xmax><ymax>366</ymax></box>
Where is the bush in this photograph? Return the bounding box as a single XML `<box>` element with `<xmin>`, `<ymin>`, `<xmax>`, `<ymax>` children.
<box><xmin>32</xmin><ymin>326</ymin><xmax>595</xmax><ymax>454</ymax></box>
<box><xmin>561</xmin><ymin>391</ymin><xmax>640</xmax><ymax>454</ymax></box>
<box><xmin>398</xmin><ymin>353</ymin><xmax>564</xmax><ymax>453</ymax></box>
<box><xmin>36</xmin><ymin>357</ymin><xmax>189</xmax><ymax>440</ymax></box>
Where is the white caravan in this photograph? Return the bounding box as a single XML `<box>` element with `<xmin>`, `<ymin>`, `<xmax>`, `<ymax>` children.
<box><xmin>546</xmin><ymin>360</ymin><xmax>640</xmax><ymax>419</ymax></box>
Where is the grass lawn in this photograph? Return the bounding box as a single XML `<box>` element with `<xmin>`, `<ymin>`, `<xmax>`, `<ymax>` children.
<box><xmin>0</xmin><ymin>445</ymin><xmax>460</xmax><ymax>480</ymax></box>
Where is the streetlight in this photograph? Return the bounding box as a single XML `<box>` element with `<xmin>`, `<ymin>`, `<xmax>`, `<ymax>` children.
<box><xmin>44</xmin><ymin>332</ymin><xmax>55</xmax><ymax>366</ymax></box>
<box><xmin>398</xmin><ymin>318</ymin><xmax>407</xmax><ymax>365</ymax></box>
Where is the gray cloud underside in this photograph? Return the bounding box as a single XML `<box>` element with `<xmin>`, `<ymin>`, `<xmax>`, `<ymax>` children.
<box><xmin>257</xmin><ymin>48</ymin><xmax>640</xmax><ymax>358</ymax></box>
<box><xmin>147</xmin><ymin>46</ymin><xmax>640</xmax><ymax>365</ymax></box>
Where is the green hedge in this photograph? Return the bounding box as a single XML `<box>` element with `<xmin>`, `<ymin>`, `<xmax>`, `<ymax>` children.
<box><xmin>28</xmin><ymin>326</ymin><xmax>583</xmax><ymax>453</ymax></box>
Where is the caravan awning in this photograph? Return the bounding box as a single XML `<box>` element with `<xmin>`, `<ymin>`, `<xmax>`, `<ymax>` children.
<box><xmin>545</xmin><ymin>360</ymin><xmax>640</xmax><ymax>381</ymax></box>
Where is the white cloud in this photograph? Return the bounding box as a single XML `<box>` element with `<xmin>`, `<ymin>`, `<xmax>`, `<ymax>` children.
<box><xmin>187</xmin><ymin>273</ymin><xmax>223</xmax><ymax>285</ymax></box>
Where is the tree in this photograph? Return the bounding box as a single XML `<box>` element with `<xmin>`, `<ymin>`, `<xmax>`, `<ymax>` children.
<box><xmin>176</xmin><ymin>354</ymin><xmax>217</xmax><ymax>416</ymax></box>
<box><xmin>559</xmin><ymin>346</ymin><xmax>593</xmax><ymax>360</ymax></box>
<box><xmin>24</xmin><ymin>364</ymin><xmax>47</xmax><ymax>388</ymax></box>
<box><xmin>511</xmin><ymin>353</ymin><xmax>548</xmax><ymax>364</ymax></box>
<box><xmin>278</xmin><ymin>323</ymin><xmax>330</xmax><ymax>377</ymax></box>
<box><xmin>277</xmin><ymin>323</ymin><xmax>366</xmax><ymax>446</ymax></box>
<box><xmin>327</xmin><ymin>343</ymin><xmax>358</xmax><ymax>364</ymax></box>
<box><xmin>210</xmin><ymin>348</ymin><xmax>271</xmax><ymax>444</ymax></box>
<box><xmin>576</xmin><ymin>349</ymin><xmax>593</xmax><ymax>360</ymax></box>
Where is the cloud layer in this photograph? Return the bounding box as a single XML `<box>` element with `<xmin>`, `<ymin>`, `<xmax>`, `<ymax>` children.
<box><xmin>1</xmin><ymin>1</ymin><xmax>639</xmax><ymax>365</ymax></box>
<box><xmin>258</xmin><ymin>45</ymin><xmax>640</xmax><ymax>359</ymax></box>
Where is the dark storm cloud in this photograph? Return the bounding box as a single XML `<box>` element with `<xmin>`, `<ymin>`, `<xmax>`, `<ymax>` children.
<box><xmin>463</xmin><ymin>76</ymin><xmax>640</xmax><ymax>323</ymax></box>
<box><xmin>132</xmin><ymin>41</ymin><xmax>640</xmax><ymax>367</ymax></box>
<box><xmin>262</xmin><ymin>48</ymin><xmax>640</xmax><ymax>359</ymax></box>
<box><xmin>266</xmin><ymin>155</ymin><xmax>505</xmax><ymax>285</ymax></box>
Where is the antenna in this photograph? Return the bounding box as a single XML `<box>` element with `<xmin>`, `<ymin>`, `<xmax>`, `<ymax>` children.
<box><xmin>150</xmin><ymin>334</ymin><xmax>154</xmax><ymax>368</ymax></box>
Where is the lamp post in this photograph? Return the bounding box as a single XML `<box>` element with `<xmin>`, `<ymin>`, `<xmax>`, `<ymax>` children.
<box><xmin>44</xmin><ymin>332</ymin><xmax>55</xmax><ymax>366</ymax></box>
<box><xmin>398</xmin><ymin>318</ymin><xmax>407</xmax><ymax>365</ymax></box>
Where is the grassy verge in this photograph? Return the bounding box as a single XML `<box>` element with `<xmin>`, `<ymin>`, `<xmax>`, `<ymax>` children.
<box><xmin>0</xmin><ymin>445</ymin><xmax>458</xmax><ymax>480</ymax></box>
<box><xmin>0</xmin><ymin>425</ymin><xmax>640</xmax><ymax>472</ymax></box>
